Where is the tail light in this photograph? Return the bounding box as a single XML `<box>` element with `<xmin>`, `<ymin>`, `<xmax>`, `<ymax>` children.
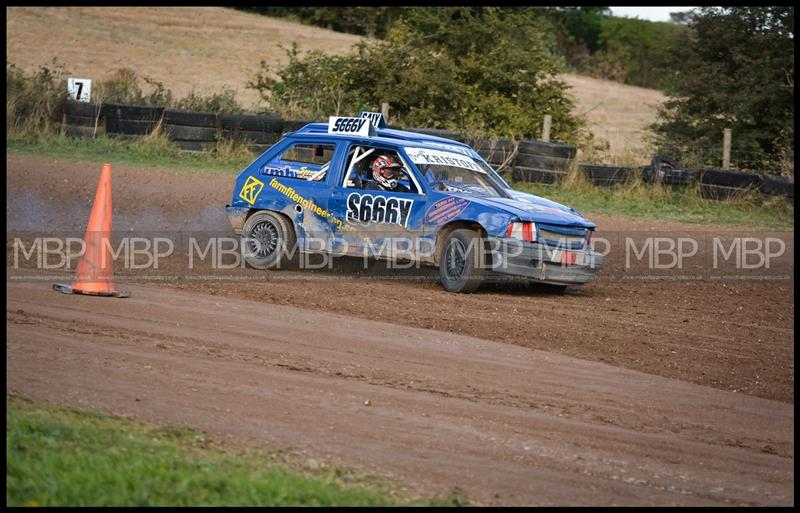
<box><xmin>505</xmin><ymin>221</ymin><xmax>536</xmax><ymax>242</ymax></box>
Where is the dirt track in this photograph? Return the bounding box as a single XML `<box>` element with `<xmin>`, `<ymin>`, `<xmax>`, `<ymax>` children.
<box><xmin>5</xmin><ymin>155</ymin><xmax>795</xmax><ymax>505</ymax></box>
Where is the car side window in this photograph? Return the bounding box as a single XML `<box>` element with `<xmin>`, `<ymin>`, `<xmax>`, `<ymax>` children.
<box><xmin>259</xmin><ymin>142</ymin><xmax>335</xmax><ymax>181</ymax></box>
<box><xmin>342</xmin><ymin>145</ymin><xmax>421</xmax><ymax>194</ymax></box>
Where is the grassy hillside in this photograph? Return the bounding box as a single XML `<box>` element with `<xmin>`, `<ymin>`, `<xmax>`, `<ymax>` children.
<box><xmin>7</xmin><ymin>6</ymin><xmax>665</xmax><ymax>158</ymax></box>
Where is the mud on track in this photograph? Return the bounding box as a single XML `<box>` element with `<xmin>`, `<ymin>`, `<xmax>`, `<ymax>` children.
<box><xmin>6</xmin><ymin>154</ymin><xmax>795</xmax><ymax>504</ymax></box>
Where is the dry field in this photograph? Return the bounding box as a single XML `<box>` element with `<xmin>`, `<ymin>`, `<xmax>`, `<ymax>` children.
<box><xmin>7</xmin><ymin>6</ymin><xmax>665</xmax><ymax>158</ymax></box>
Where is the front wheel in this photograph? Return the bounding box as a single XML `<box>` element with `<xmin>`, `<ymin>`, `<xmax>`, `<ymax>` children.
<box><xmin>241</xmin><ymin>211</ymin><xmax>297</xmax><ymax>269</ymax></box>
<box><xmin>438</xmin><ymin>229</ymin><xmax>485</xmax><ymax>293</ymax></box>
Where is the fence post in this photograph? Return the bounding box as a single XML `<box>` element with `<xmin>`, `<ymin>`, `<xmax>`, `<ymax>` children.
<box><xmin>722</xmin><ymin>128</ymin><xmax>732</xmax><ymax>169</ymax></box>
<box><xmin>542</xmin><ymin>115</ymin><xmax>552</xmax><ymax>142</ymax></box>
<box><xmin>381</xmin><ymin>102</ymin><xmax>390</xmax><ymax>124</ymax></box>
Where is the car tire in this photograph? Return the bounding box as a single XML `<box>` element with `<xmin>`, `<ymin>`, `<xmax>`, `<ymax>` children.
<box><xmin>241</xmin><ymin>211</ymin><xmax>297</xmax><ymax>270</ymax></box>
<box><xmin>438</xmin><ymin>229</ymin><xmax>485</xmax><ymax>293</ymax></box>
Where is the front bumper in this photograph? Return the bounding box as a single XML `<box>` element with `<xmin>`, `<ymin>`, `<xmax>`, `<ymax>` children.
<box><xmin>487</xmin><ymin>237</ymin><xmax>603</xmax><ymax>285</ymax></box>
<box><xmin>225</xmin><ymin>205</ymin><xmax>249</xmax><ymax>234</ymax></box>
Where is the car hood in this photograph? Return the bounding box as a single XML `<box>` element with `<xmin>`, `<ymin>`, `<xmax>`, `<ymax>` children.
<box><xmin>456</xmin><ymin>192</ymin><xmax>596</xmax><ymax>229</ymax></box>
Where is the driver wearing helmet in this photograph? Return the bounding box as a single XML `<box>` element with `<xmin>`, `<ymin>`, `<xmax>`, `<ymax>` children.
<box><xmin>366</xmin><ymin>154</ymin><xmax>410</xmax><ymax>192</ymax></box>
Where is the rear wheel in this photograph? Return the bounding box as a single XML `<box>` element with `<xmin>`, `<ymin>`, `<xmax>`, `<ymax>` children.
<box><xmin>241</xmin><ymin>211</ymin><xmax>297</xmax><ymax>269</ymax></box>
<box><xmin>438</xmin><ymin>229</ymin><xmax>485</xmax><ymax>293</ymax></box>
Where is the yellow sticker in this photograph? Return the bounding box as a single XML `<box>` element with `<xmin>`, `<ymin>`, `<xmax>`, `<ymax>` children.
<box><xmin>239</xmin><ymin>176</ymin><xmax>264</xmax><ymax>204</ymax></box>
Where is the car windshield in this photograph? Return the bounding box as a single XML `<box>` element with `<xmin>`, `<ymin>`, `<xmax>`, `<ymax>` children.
<box><xmin>402</xmin><ymin>146</ymin><xmax>508</xmax><ymax>197</ymax></box>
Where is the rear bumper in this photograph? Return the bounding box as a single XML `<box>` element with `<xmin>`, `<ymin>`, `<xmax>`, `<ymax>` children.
<box><xmin>487</xmin><ymin>237</ymin><xmax>603</xmax><ymax>284</ymax></box>
<box><xmin>225</xmin><ymin>205</ymin><xmax>249</xmax><ymax>234</ymax></box>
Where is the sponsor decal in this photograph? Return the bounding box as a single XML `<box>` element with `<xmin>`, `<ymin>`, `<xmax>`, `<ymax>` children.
<box><xmin>404</xmin><ymin>147</ymin><xmax>484</xmax><ymax>172</ymax></box>
<box><xmin>239</xmin><ymin>176</ymin><xmax>264</xmax><ymax>204</ymax></box>
<box><xmin>424</xmin><ymin>197</ymin><xmax>470</xmax><ymax>225</ymax></box>
<box><xmin>346</xmin><ymin>193</ymin><xmax>413</xmax><ymax>227</ymax></box>
<box><xmin>261</xmin><ymin>165</ymin><xmax>320</xmax><ymax>180</ymax></box>
<box><xmin>328</xmin><ymin>116</ymin><xmax>374</xmax><ymax>137</ymax></box>
<box><xmin>269</xmin><ymin>178</ymin><xmax>353</xmax><ymax>231</ymax></box>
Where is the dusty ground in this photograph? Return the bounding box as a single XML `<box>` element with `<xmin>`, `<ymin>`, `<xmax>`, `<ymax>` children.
<box><xmin>6</xmin><ymin>154</ymin><xmax>795</xmax><ymax>505</ymax></box>
<box><xmin>6</xmin><ymin>7</ymin><xmax>665</xmax><ymax>158</ymax></box>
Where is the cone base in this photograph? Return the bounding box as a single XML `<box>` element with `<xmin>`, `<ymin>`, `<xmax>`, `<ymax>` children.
<box><xmin>53</xmin><ymin>283</ymin><xmax>131</xmax><ymax>298</ymax></box>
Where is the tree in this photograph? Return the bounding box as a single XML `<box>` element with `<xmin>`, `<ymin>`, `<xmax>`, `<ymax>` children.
<box><xmin>650</xmin><ymin>7</ymin><xmax>794</xmax><ymax>174</ymax></box>
<box><xmin>249</xmin><ymin>7</ymin><xmax>586</xmax><ymax>143</ymax></box>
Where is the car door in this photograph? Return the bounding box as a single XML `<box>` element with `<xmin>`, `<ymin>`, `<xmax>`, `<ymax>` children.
<box><xmin>255</xmin><ymin>139</ymin><xmax>342</xmax><ymax>252</ymax></box>
<box><xmin>328</xmin><ymin>144</ymin><xmax>428</xmax><ymax>261</ymax></box>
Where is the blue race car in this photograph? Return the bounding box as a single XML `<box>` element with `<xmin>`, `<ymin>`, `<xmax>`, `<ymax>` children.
<box><xmin>225</xmin><ymin>113</ymin><xmax>602</xmax><ymax>293</ymax></box>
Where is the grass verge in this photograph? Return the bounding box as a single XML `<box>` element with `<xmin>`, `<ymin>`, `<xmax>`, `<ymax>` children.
<box><xmin>6</xmin><ymin>395</ymin><xmax>466</xmax><ymax>506</ymax></box>
<box><xmin>509</xmin><ymin>174</ymin><xmax>794</xmax><ymax>231</ymax></box>
<box><xmin>6</xmin><ymin>132</ymin><xmax>255</xmax><ymax>176</ymax></box>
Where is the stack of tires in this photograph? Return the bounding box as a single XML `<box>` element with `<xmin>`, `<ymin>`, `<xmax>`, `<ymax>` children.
<box><xmin>512</xmin><ymin>139</ymin><xmax>577</xmax><ymax>184</ymax></box>
<box><xmin>220</xmin><ymin>114</ymin><xmax>285</xmax><ymax>154</ymax></box>
<box><xmin>698</xmin><ymin>168</ymin><xmax>764</xmax><ymax>200</ymax></box>
<box><xmin>58</xmin><ymin>100</ymin><xmax>103</xmax><ymax>138</ymax></box>
<box><xmin>640</xmin><ymin>155</ymin><xmax>696</xmax><ymax>188</ymax></box>
<box><xmin>163</xmin><ymin>110</ymin><xmax>218</xmax><ymax>152</ymax></box>
<box><xmin>578</xmin><ymin>164</ymin><xmax>636</xmax><ymax>187</ymax></box>
<box><xmin>759</xmin><ymin>175</ymin><xmax>794</xmax><ymax>204</ymax></box>
<box><xmin>103</xmin><ymin>103</ymin><xmax>164</xmax><ymax>141</ymax></box>
<box><xmin>471</xmin><ymin>139</ymin><xmax>515</xmax><ymax>170</ymax></box>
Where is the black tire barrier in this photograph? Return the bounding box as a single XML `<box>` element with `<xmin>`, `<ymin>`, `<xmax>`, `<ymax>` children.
<box><xmin>471</xmin><ymin>139</ymin><xmax>514</xmax><ymax>154</ymax></box>
<box><xmin>221</xmin><ymin>114</ymin><xmax>284</xmax><ymax>133</ymax></box>
<box><xmin>651</xmin><ymin>154</ymin><xmax>679</xmax><ymax>170</ymax></box>
<box><xmin>759</xmin><ymin>175</ymin><xmax>794</xmax><ymax>199</ymax></box>
<box><xmin>518</xmin><ymin>139</ymin><xmax>577</xmax><ymax>159</ymax></box>
<box><xmin>164</xmin><ymin>124</ymin><xmax>216</xmax><ymax>142</ymax></box>
<box><xmin>173</xmin><ymin>140</ymin><xmax>215</xmax><ymax>152</ymax></box>
<box><xmin>63</xmin><ymin>114</ymin><xmax>100</xmax><ymax>128</ymax></box>
<box><xmin>102</xmin><ymin>103</ymin><xmax>164</xmax><ymax>121</ymax></box>
<box><xmin>106</xmin><ymin>118</ymin><xmax>161</xmax><ymax>136</ymax></box>
<box><xmin>478</xmin><ymin>148</ymin><xmax>514</xmax><ymax>165</ymax></box>
<box><xmin>579</xmin><ymin>164</ymin><xmax>634</xmax><ymax>187</ymax></box>
<box><xmin>511</xmin><ymin>166</ymin><xmax>567</xmax><ymax>185</ymax></box>
<box><xmin>698</xmin><ymin>168</ymin><xmax>763</xmax><ymax>188</ymax></box>
<box><xmin>64</xmin><ymin>100</ymin><xmax>101</xmax><ymax>117</ymax></box>
<box><xmin>514</xmin><ymin>152</ymin><xmax>573</xmax><ymax>171</ymax></box>
<box><xmin>163</xmin><ymin>109</ymin><xmax>218</xmax><ymax>128</ymax></box>
<box><xmin>641</xmin><ymin>165</ymin><xmax>697</xmax><ymax>186</ymax></box>
<box><xmin>220</xmin><ymin>128</ymin><xmax>281</xmax><ymax>145</ymax></box>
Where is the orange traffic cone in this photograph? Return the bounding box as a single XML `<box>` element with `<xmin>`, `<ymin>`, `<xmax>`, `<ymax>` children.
<box><xmin>53</xmin><ymin>163</ymin><xmax>131</xmax><ymax>298</ymax></box>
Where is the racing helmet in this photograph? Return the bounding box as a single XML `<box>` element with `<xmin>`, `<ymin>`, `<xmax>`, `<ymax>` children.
<box><xmin>371</xmin><ymin>155</ymin><xmax>404</xmax><ymax>190</ymax></box>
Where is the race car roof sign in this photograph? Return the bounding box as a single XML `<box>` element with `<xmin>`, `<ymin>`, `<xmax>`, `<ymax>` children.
<box><xmin>328</xmin><ymin>116</ymin><xmax>376</xmax><ymax>137</ymax></box>
<box><xmin>404</xmin><ymin>146</ymin><xmax>485</xmax><ymax>173</ymax></box>
<box><xmin>357</xmin><ymin>111</ymin><xmax>387</xmax><ymax>128</ymax></box>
